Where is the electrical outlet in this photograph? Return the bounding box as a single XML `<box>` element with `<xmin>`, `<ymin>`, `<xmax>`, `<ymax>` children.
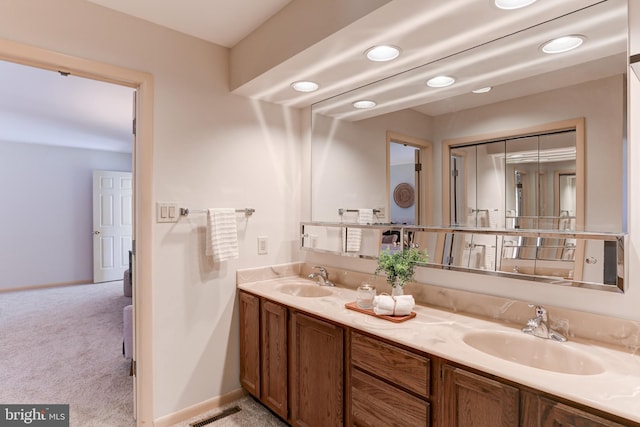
<box><xmin>258</xmin><ymin>236</ymin><xmax>268</xmax><ymax>255</ymax></box>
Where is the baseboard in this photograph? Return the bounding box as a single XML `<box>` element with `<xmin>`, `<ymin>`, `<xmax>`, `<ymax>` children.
<box><xmin>153</xmin><ymin>388</ymin><xmax>247</xmax><ymax>427</ymax></box>
<box><xmin>0</xmin><ymin>279</ymin><xmax>96</xmax><ymax>293</ymax></box>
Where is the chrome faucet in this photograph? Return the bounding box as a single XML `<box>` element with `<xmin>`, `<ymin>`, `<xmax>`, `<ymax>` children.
<box><xmin>522</xmin><ymin>305</ymin><xmax>566</xmax><ymax>342</ymax></box>
<box><xmin>308</xmin><ymin>266</ymin><xmax>334</xmax><ymax>287</ymax></box>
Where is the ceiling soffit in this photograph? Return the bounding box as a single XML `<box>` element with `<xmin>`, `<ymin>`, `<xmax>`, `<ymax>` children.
<box><xmin>230</xmin><ymin>0</ymin><xmax>609</xmax><ymax>108</ymax></box>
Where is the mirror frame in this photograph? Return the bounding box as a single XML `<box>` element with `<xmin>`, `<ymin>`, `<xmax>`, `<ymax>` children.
<box><xmin>306</xmin><ymin>1</ymin><xmax>627</xmax><ymax>294</ymax></box>
<box><xmin>300</xmin><ymin>221</ymin><xmax>625</xmax><ymax>293</ymax></box>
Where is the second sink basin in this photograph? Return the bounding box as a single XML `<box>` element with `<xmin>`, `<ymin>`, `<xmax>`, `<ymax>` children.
<box><xmin>277</xmin><ymin>283</ymin><xmax>333</xmax><ymax>298</ymax></box>
<box><xmin>463</xmin><ymin>330</ymin><xmax>604</xmax><ymax>375</ymax></box>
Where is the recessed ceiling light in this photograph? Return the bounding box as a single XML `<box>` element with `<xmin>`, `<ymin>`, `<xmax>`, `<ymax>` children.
<box><xmin>426</xmin><ymin>75</ymin><xmax>456</xmax><ymax>88</ymax></box>
<box><xmin>494</xmin><ymin>0</ymin><xmax>537</xmax><ymax>10</ymax></box>
<box><xmin>541</xmin><ymin>35</ymin><xmax>585</xmax><ymax>54</ymax></box>
<box><xmin>472</xmin><ymin>87</ymin><xmax>492</xmax><ymax>94</ymax></box>
<box><xmin>365</xmin><ymin>45</ymin><xmax>401</xmax><ymax>62</ymax></box>
<box><xmin>291</xmin><ymin>81</ymin><xmax>319</xmax><ymax>92</ymax></box>
<box><xmin>352</xmin><ymin>100</ymin><xmax>377</xmax><ymax>109</ymax></box>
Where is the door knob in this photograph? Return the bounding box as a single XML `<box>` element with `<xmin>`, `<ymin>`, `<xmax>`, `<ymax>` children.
<box><xmin>94</xmin><ymin>230</ymin><xmax>101</xmax><ymax>235</ymax></box>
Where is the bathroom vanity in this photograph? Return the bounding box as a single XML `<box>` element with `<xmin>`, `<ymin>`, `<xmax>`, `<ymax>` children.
<box><xmin>237</xmin><ymin>270</ymin><xmax>639</xmax><ymax>427</ymax></box>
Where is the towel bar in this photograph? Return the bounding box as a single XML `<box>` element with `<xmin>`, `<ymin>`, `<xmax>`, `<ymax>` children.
<box><xmin>180</xmin><ymin>208</ymin><xmax>255</xmax><ymax>216</ymax></box>
<box><xmin>338</xmin><ymin>208</ymin><xmax>381</xmax><ymax>215</ymax></box>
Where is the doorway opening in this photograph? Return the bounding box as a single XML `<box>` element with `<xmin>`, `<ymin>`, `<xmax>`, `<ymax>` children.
<box><xmin>0</xmin><ymin>40</ymin><xmax>153</xmax><ymax>425</ymax></box>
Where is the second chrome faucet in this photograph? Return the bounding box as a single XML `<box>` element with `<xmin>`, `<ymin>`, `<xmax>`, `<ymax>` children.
<box><xmin>308</xmin><ymin>266</ymin><xmax>335</xmax><ymax>287</ymax></box>
<box><xmin>522</xmin><ymin>305</ymin><xmax>567</xmax><ymax>342</ymax></box>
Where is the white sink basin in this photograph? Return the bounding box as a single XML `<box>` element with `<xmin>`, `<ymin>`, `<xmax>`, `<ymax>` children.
<box><xmin>463</xmin><ymin>330</ymin><xmax>605</xmax><ymax>375</ymax></box>
<box><xmin>277</xmin><ymin>283</ymin><xmax>333</xmax><ymax>298</ymax></box>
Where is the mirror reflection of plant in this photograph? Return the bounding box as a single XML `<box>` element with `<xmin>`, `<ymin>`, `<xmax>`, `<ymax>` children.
<box><xmin>375</xmin><ymin>248</ymin><xmax>429</xmax><ymax>287</ymax></box>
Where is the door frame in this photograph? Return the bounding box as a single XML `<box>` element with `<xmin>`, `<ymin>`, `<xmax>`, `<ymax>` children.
<box><xmin>0</xmin><ymin>39</ymin><xmax>154</xmax><ymax>425</ymax></box>
<box><xmin>386</xmin><ymin>132</ymin><xmax>433</xmax><ymax>226</ymax></box>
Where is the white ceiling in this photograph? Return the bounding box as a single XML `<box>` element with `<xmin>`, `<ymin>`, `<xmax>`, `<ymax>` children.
<box><xmin>0</xmin><ymin>60</ymin><xmax>135</xmax><ymax>153</ymax></box>
<box><xmin>86</xmin><ymin>0</ymin><xmax>293</xmax><ymax>48</ymax></box>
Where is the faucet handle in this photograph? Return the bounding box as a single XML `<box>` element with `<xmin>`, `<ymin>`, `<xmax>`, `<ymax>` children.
<box><xmin>527</xmin><ymin>304</ymin><xmax>547</xmax><ymax>321</ymax></box>
<box><xmin>313</xmin><ymin>265</ymin><xmax>328</xmax><ymax>277</ymax></box>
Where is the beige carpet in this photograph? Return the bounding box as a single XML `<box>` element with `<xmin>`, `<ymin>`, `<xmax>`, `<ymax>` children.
<box><xmin>0</xmin><ymin>281</ymin><xmax>134</xmax><ymax>426</ymax></box>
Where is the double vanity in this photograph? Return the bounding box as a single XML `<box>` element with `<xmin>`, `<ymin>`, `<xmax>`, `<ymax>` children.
<box><xmin>237</xmin><ymin>263</ymin><xmax>640</xmax><ymax>427</ymax></box>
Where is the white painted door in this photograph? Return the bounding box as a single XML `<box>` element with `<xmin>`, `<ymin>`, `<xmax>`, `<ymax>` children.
<box><xmin>93</xmin><ymin>170</ymin><xmax>133</xmax><ymax>283</ymax></box>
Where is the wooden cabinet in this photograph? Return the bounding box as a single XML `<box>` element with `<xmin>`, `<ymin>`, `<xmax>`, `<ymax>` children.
<box><xmin>238</xmin><ymin>291</ymin><xmax>288</xmax><ymax>420</ymax></box>
<box><xmin>290</xmin><ymin>311</ymin><xmax>344</xmax><ymax>427</ymax></box>
<box><xmin>521</xmin><ymin>391</ymin><xmax>630</xmax><ymax>427</ymax></box>
<box><xmin>351</xmin><ymin>331</ymin><xmax>430</xmax><ymax>426</ymax></box>
<box><xmin>441</xmin><ymin>366</ymin><xmax>635</xmax><ymax>427</ymax></box>
<box><xmin>239</xmin><ymin>291</ymin><xmax>260</xmax><ymax>397</ymax></box>
<box><xmin>239</xmin><ymin>290</ymin><xmax>637</xmax><ymax>427</ymax></box>
<box><xmin>261</xmin><ymin>300</ymin><xmax>288</xmax><ymax>419</ymax></box>
<box><xmin>441</xmin><ymin>364</ymin><xmax>519</xmax><ymax>427</ymax></box>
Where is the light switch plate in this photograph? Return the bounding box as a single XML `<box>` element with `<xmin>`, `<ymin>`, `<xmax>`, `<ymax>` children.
<box><xmin>156</xmin><ymin>202</ymin><xmax>179</xmax><ymax>223</ymax></box>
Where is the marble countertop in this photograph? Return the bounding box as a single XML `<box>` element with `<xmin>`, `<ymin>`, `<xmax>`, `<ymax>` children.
<box><xmin>238</xmin><ymin>276</ymin><xmax>640</xmax><ymax>424</ymax></box>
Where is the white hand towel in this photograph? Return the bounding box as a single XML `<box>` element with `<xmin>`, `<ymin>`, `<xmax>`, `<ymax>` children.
<box><xmin>489</xmin><ymin>209</ymin><xmax>499</xmax><ymax>228</ymax></box>
<box><xmin>373</xmin><ymin>295</ymin><xmax>415</xmax><ymax>316</ymax></box>
<box><xmin>345</xmin><ymin>209</ymin><xmax>374</xmax><ymax>252</ymax></box>
<box><xmin>205</xmin><ymin>208</ymin><xmax>239</xmax><ymax>262</ymax></box>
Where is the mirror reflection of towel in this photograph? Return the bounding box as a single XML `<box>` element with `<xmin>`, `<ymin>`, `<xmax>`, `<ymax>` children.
<box><xmin>478</xmin><ymin>211</ymin><xmax>489</xmax><ymax>227</ymax></box>
<box><xmin>345</xmin><ymin>209</ymin><xmax>374</xmax><ymax>252</ymax></box>
<box><xmin>489</xmin><ymin>209</ymin><xmax>499</xmax><ymax>228</ymax></box>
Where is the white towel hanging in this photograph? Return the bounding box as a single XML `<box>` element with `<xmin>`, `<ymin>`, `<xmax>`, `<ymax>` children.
<box><xmin>206</xmin><ymin>208</ymin><xmax>239</xmax><ymax>262</ymax></box>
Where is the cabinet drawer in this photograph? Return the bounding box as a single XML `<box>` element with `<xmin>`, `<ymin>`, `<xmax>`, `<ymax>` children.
<box><xmin>351</xmin><ymin>331</ymin><xmax>429</xmax><ymax>397</ymax></box>
<box><xmin>352</xmin><ymin>368</ymin><xmax>429</xmax><ymax>427</ymax></box>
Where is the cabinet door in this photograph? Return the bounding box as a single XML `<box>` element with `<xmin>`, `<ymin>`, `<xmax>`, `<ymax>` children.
<box><xmin>522</xmin><ymin>391</ymin><xmax>630</xmax><ymax>427</ymax></box>
<box><xmin>351</xmin><ymin>368</ymin><xmax>429</xmax><ymax>427</ymax></box>
<box><xmin>291</xmin><ymin>312</ymin><xmax>344</xmax><ymax>427</ymax></box>
<box><xmin>442</xmin><ymin>365</ymin><xmax>519</xmax><ymax>427</ymax></box>
<box><xmin>261</xmin><ymin>300</ymin><xmax>288</xmax><ymax>420</ymax></box>
<box><xmin>239</xmin><ymin>291</ymin><xmax>260</xmax><ymax>397</ymax></box>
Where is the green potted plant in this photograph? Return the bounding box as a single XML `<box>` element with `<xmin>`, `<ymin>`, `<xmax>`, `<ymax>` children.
<box><xmin>375</xmin><ymin>247</ymin><xmax>428</xmax><ymax>295</ymax></box>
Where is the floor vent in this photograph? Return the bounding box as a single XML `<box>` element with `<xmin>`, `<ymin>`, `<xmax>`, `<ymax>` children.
<box><xmin>189</xmin><ymin>406</ymin><xmax>241</xmax><ymax>427</ymax></box>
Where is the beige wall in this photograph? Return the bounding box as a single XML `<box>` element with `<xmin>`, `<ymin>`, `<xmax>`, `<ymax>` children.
<box><xmin>0</xmin><ymin>0</ymin><xmax>302</xmax><ymax>421</ymax></box>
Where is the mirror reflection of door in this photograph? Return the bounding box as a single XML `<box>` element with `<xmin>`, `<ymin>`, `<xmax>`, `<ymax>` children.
<box><xmin>388</xmin><ymin>133</ymin><xmax>432</xmax><ymax>226</ymax></box>
<box><xmin>449</xmin><ymin>146</ymin><xmax>476</xmax><ymax>226</ymax></box>
<box><xmin>450</xmin><ymin>154</ymin><xmax>465</xmax><ymax>225</ymax></box>
<box><xmin>389</xmin><ymin>141</ymin><xmax>418</xmax><ymax>224</ymax></box>
<box><xmin>557</xmin><ymin>172</ymin><xmax>577</xmax><ymax>230</ymax></box>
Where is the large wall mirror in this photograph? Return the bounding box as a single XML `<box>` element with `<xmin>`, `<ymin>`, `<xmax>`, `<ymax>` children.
<box><xmin>308</xmin><ymin>0</ymin><xmax>627</xmax><ymax>291</ymax></box>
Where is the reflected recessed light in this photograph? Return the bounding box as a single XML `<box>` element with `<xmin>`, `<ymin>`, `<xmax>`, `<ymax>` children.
<box><xmin>495</xmin><ymin>0</ymin><xmax>537</xmax><ymax>10</ymax></box>
<box><xmin>426</xmin><ymin>75</ymin><xmax>456</xmax><ymax>88</ymax></box>
<box><xmin>365</xmin><ymin>45</ymin><xmax>401</xmax><ymax>62</ymax></box>
<box><xmin>291</xmin><ymin>81</ymin><xmax>319</xmax><ymax>92</ymax></box>
<box><xmin>353</xmin><ymin>100</ymin><xmax>377</xmax><ymax>109</ymax></box>
<box><xmin>472</xmin><ymin>87</ymin><xmax>492</xmax><ymax>94</ymax></box>
<box><xmin>541</xmin><ymin>35</ymin><xmax>585</xmax><ymax>54</ymax></box>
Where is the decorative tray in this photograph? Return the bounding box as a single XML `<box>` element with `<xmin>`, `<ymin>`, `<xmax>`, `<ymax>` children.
<box><xmin>344</xmin><ymin>301</ymin><xmax>416</xmax><ymax>323</ymax></box>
